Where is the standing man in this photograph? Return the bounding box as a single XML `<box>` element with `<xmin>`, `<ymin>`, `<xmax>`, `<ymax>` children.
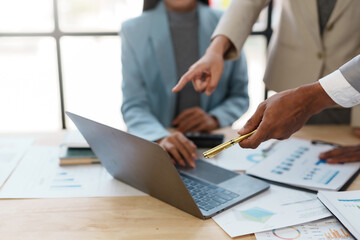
<box><xmin>173</xmin><ymin>0</ymin><xmax>360</xmax><ymax>125</ymax></box>
<box><xmin>237</xmin><ymin>55</ymin><xmax>360</xmax><ymax>163</ymax></box>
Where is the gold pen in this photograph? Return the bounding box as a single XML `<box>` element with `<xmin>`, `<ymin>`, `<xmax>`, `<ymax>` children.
<box><xmin>203</xmin><ymin>129</ymin><xmax>257</xmax><ymax>159</ymax></box>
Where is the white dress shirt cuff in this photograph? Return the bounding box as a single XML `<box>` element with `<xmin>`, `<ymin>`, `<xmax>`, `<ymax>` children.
<box><xmin>319</xmin><ymin>70</ymin><xmax>360</xmax><ymax>108</ymax></box>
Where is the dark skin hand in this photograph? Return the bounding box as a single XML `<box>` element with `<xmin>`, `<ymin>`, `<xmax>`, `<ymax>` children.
<box><xmin>237</xmin><ymin>82</ymin><xmax>336</xmax><ymax>148</ymax></box>
<box><xmin>318</xmin><ymin>127</ymin><xmax>360</xmax><ymax>164</ymax></box>
<box><xmin>156</xmin><ymin>131</ymin><xmax>197</xmax><ymax>168</ymax></box>
<box><xmin>319</xmin><ymin>146</ymin><xmax>360</xmax><ymax>163</ymax></box>
<box><xmin>173</xmin><ymin>107</ymin><xmax>219</xmax><ymax>133</ymax></box>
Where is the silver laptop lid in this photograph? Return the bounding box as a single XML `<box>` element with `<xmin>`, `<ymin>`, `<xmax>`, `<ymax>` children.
<box><xmin>66</xmin><ymin>112</ymin><xmax>203</xmax><ymax>218</ymax></box>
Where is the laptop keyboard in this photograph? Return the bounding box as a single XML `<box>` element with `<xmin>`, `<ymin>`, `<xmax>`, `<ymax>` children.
<box><xmin>180</xmin><ymin>175</ymin><xmax>239</xmax><ymax>211</ymax></box>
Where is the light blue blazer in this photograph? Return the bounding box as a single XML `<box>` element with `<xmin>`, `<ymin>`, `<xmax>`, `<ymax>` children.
<box><xmin>120</xmin><ymin>2</ymin><xmax>249</xmax><ymax>141</ymax></box>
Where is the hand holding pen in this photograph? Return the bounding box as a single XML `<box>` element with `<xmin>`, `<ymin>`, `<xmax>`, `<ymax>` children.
<box><xmin>203</xmin><ymin>130</ymin><xmax>256</xmax><ymax>158</ymax></box>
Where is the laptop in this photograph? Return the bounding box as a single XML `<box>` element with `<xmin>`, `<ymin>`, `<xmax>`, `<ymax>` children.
<box><xmin>67</xmin><ymin>112</ymin><xmax>269</xmax><ymax>219</ymax></box>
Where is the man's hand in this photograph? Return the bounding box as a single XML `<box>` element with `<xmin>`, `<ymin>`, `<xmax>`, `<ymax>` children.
<box><xmin>238</xmin><ymin>82</ymin><xmax>336</xmax><ymax>148</ymax></box>
<box><xmin>156</xmin><ymin>132</ymin><xmax>197</xmax><ymax>168</ymax></box>
<box><xmin>319</xmin><ymin>146</ymin><xmax>360</xmax><ymax>163</ymax></box>
<box><xmin>172</xmin><ymin>107</ymin><xmax>219</xmax><ymax>133</ymax></box>
<box><xmin>172</xmin><ymin>35</ymin><xmax>230</xmax><ymax>96</ymax></box>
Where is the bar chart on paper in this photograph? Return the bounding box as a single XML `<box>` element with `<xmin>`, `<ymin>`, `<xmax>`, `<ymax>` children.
<box><xmin>255</xmin><ymin>218</ymin><xmax>354</xmax><ymax>240</ymax></box>
<box><xmin>323</xmin><ymin>227</ymin><xmax>352</xmax><ymax>239</ymax></box>
<box><xmin>0</xmin><ymin>146</ymin><xmax>144</xmax><ymax>198</ymax></box>
<box><xmin>50</xmin><ymin>171</ymin><xmax>82</xmax><ymax>189</ymax></box>
<box><xmin>246</xmin><ymin>138</ymin><xmax>360</xmax><ymax>191</ymax></box>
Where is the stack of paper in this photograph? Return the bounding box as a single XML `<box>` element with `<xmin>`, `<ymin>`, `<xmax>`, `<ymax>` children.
<box><xmin>212</xmin><ymin>185</ymin><xmax>331</xmax><ymax>237</ymax></box>
<box><xmin>318</xmin><ymin>190</ymin><xmax>360</xmax><ymax>239</ymax></box>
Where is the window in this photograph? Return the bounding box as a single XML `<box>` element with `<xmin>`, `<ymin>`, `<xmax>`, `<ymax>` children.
<box><xmin>61</xmin><ymin>36</ymin><xmax>123</xmax><ymax>129</ymax></box>
<box><xmin>0</xmin><ymin>0</ymin><xmax>54</xmax><ymax>32</ymax></box>
<box><xmin>0</xmin><ymin>37</ymin><xmax>59</xmax><ymax>131</ymax></box>
<box><xmin>0</xmin><ymin>0</ymin><xmax>275</xmax><ymax>132</ymax></box>
<box><xmin>0</xmin><ymin>0</ymin><xmax>143</xmax><ymax>132</ymax></box>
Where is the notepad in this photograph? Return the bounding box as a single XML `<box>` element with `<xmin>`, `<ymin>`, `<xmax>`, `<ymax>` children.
<box><xmin>59</xmin><ymin>145</ymin><xmax>99</xmax><ymax>166</ymax></box>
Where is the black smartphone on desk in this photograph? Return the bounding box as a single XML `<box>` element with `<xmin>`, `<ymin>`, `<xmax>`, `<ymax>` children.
<box><xmin>185</xmin><ymin>132</ymin><xmax>224</xmax><ymax>148</ymax></box>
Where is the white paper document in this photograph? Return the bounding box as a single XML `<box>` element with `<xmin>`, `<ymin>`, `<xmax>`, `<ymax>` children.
<box><xmin>0</xmin><ymin>137</ymin><xmax>34</xmax><ymax>187</ymax></box>
<box><xmin>212</xmin><ymin>185</ymin><xmax>331</xmax><ymax>238</ymax></box>
<box><xmin>0</xmin><ymin>146</ymin><xmax>145</xmax><ymax>198</ymax></box>
<box><xmin>198</xmin><ymin>139</ymin><xmax>279</xmax><ymax>171</ymax></box>
<box><xmin>255</xmin><ymin>217</ymin><xmax>354</xmax><ymax>240</ymax></box>
<box><xmin>318</xmin><ymin>190</ymin><xmax>360</xmax><ymax>239</ymax></box>
<box><xmin>246</xmin><ymin>138</ymin><xmax>360</xmax><ymax>191</ymax></box>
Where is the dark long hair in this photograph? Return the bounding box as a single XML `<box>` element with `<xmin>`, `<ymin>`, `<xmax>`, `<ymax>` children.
<box><xmin>143</xmin><ymin>0</ymin><xmax>209</xmax><ymax>11</ymax></box>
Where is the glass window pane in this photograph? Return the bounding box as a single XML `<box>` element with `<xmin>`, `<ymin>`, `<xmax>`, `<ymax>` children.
<box><xmin>0</xmin><ymin>0</ymin><xmax>54</xmax><ymax>32</ymax></box>
<box><xmin>61</xmin><ymin>36</ymin><xmax>125</xmax><ymax>130</ymax></box>
<box><xmin>58</xmin><ymin>0</ymin><xmax>143</xmax><ymax>32</ymax></box>
<box><xmin>0</xmin><ymin>37</ymin><xmax>60</xmax><ymax>132</ymax></box>
<box><xmin>233</xmin><ymin>35</ymin><xmax>266</xmax><ymax>128</ymax></box>
<box><xmin>210</xmin><ymin>0</ymin><xmax>268</xmax><ymax>31</ymax></box>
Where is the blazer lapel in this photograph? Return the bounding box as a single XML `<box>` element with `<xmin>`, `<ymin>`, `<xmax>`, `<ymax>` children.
<box><xmin>326</xmin><ymin>0</ymin><xmax>353</xmax><ymax>27</ymax></box>
<box><xmin>198</xmin><ymin>4</ymin><xmax>212</xmax><ymax>110</ymax></box>
<box><xmin>149</xmin><ymin>2</ymin><xmax>177</xmax><ymax>117</ymax></box>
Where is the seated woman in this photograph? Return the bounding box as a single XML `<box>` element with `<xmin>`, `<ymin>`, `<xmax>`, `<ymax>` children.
<box><xmin>121</xmin><ymin>0</ymin><xmax>249</xmax><ymax>167</ymax></box>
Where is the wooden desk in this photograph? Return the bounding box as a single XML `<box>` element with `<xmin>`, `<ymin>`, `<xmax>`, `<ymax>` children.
<box><xmin>0</xmin><ymin>126</ymin><xmax>359</xmax><ymax>240</ymax></box>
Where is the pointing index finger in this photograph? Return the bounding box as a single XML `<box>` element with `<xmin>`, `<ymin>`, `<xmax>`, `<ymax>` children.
<box><xmin>172</xmin><ymin>71</ymin><xmax>194</xmax><ymax>93</ymax></box>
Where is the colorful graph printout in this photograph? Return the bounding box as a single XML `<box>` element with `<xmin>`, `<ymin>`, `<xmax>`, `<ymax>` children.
<box><xmin>247</xmin><ymin>138</ymin><xmax>360</xmax><ymax>191</ymax></box>
<box><xmin>212</xmin><ymin>185</ymin><xmax>330</xmax><ymax>237</ymax></box>
<box><xmin>255</xmin><ymin>218</ymin><xmax>354</xmax><ymax>240</ymax></box>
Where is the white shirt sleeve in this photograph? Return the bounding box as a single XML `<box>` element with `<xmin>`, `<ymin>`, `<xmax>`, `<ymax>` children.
<box><xmin>319</xmin><ymin>70</ymin><xmax>360</xmax><ymax>108</ymax></box>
